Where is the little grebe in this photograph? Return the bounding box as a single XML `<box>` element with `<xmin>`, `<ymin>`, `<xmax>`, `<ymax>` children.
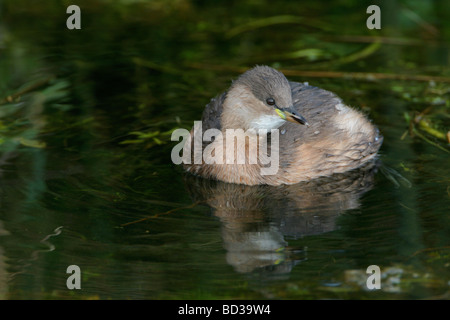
<box><xmin>183</xmin><ymin>66</ymin><xmax>382</xmax><ymax>185</ymax></box>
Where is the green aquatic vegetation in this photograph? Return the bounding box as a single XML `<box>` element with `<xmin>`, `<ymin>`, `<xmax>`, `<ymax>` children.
<box><xmin>119</xmin><ymin>129</ymin><xmax>177</xmax><ymax>147</ymax></box>
<box><xmin>225</xmin><ymin>15</ymin><xmax>332</xmax><ymax>39</ymax></box>
<box><xmin>395</xmin><ymin>82</ymin><xmax>450</xmax><ymax>152</ymax></box>
<box><xmin>0</xmin><ymin>78</ymin><xmax>73</xmax><ymax>152</ymax></box>
<box><xmin>260</xmin><ymin>260</ymin><xmax>449</xmax><ymax>299</ymax></box>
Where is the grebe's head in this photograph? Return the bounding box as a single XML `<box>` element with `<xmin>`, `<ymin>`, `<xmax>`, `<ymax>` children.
<box><xmin>222</xmin><ymin>66</ymin><xmax>308</xmax><ymax>131</ymax></box>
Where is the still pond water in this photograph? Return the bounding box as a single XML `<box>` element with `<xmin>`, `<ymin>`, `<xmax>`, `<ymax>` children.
<box><xmin>0</xmin><ymin>0</ymin><xmax>449</xmax><ymax>299</ymax></box>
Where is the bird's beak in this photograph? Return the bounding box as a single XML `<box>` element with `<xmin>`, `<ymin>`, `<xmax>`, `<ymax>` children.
<box><xmin>275</xmin><ymin>107</ymin><xmax>309</xmax><ymax>126</ymax></box>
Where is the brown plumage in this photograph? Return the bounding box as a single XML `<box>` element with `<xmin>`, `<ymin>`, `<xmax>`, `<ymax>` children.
<box><xmin>183</xmin><ymin>66</ymin><xmax>382</xmax><ymax>186</ymax></box>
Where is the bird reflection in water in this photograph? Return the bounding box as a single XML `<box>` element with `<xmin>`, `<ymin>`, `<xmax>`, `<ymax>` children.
<box><xmin>185</xmin><ymin>161</ymin><xmax>379</xmax><ymax>276</ymax></box>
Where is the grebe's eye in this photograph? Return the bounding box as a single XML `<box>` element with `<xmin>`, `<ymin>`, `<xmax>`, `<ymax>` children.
<box><xmin>266</xmin><ymin>98</ymin><xmax>275</xmax><ymax>106</ymax></box>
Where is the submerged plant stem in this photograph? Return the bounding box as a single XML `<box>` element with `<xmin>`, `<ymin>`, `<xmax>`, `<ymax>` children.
<box><xmin>0</xmin><ymin>77</ymin><xmax>54</xmax><ymax>105</ymax></box>
<box><xmin>120</xmin><ymin>201</ymin><xmax>202</xmax><ymax>227</ymax></box>
<box><xmin>186</xmin><ymin>63</ymin><xmax>450</xmax><ymax>83</ymax></box>
<box><xmin>226</xmin><ymin>15</ymin><xmax>331</xmax><ymax>38</ymax></box>
<box><xmin>412</xmin><ymin>127</ymin><xmax>450</xmax><ymax>154</ymax></box>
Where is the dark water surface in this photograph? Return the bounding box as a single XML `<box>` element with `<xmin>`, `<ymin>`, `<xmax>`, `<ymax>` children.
<box><xmin>0</xmin><ymin>0</ymin><xmax>449</xmax><ymax>299</ymax></box>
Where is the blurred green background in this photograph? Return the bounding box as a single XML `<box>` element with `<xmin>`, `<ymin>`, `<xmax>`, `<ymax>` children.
<box><xmin>0</xmin><ymin>0</ymin><xmax>449</xmax><ymax>299</ymax></box>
